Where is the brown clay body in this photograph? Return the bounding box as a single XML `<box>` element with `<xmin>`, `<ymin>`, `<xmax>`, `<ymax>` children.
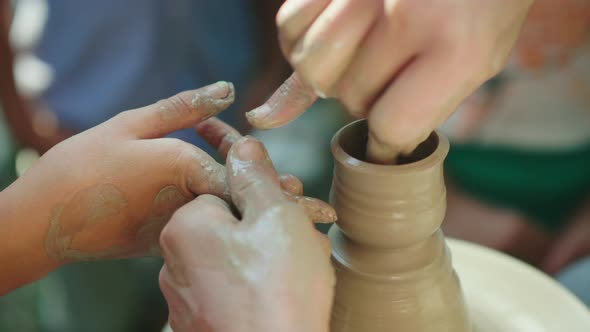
<box><xmin>328</xmin><ymin>120</ymin><xmax>471</xmax><ymax>331</ymax></box>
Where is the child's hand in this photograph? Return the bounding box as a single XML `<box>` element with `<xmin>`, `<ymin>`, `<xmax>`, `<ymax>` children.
<box><xmin>2</xmin><ymin>82</ymin><xmax>335</xmax><ymax>276</ymax></box>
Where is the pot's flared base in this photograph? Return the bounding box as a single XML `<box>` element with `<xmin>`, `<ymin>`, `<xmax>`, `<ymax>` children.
<box><xmin>328</xmin><ymin>225</ymin><xmax>472</xmax><ymax>332</ymax></box>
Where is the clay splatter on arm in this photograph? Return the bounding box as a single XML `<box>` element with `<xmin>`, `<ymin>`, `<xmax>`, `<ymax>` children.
<box><xmin>45</xmin><ymin>184</ymin><xmax>129</xmax><ymax>262</ymax></box>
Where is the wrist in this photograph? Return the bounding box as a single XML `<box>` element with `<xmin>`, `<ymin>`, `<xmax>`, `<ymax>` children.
<box><xmin>0</xmin><ymin>178</ymin><xmax>64</xmax><ymax>294</ymax></box>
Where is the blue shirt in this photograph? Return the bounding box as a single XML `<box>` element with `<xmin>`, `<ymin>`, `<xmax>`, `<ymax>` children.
<box><xmin>36</xmin><ymin>0</ymin><xmax>259</xmax><ymax>147</ymax></box>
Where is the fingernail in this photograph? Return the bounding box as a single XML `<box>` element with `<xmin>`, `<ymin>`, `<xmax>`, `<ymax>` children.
<box><xmin>317</xmin><ymin>204</ymin><xmax>338</xmax><ymax>223</ymax></box>
<box><xmin>246</xmin><ymin>104</ymin><xmax>284</xmax><ymax>129</ymax></box>
<box><xmin>327</xmin><ymin>210</ymin><xmax>338</xmax><ymax>222</ymax></box>
<box><xmin>245</xmin><ymin>104</ymin><xmax>272</xmax><ymax>122</ymax></box>
<box><xmin>276</xmin><ymin>0</ymin><xmax>298</xmax><ymax>25</ymax></box>
<box><xmin>233</xmin><ymin>136</ymin><xmax>269</xmax><ymax>162</ymax></box>
<box><xmin>201</xmin><ymin>81</ymin><xmax>233</xmax><ymax>100</ymax></box>
<box><xmin>222</xmin><ymin>131</ymin><xmax>240</xmax><ymax>146</ymax></box>
<box><xmin>192</xmin><ymin>81</ymin><xmax>235</xmax><ymax>114</ymax></box>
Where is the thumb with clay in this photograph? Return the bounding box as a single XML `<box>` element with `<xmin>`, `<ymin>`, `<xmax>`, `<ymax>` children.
<box><xmin>160</xmin><ymin>136</ymin><xmax>334</xmax><ymax>332</ymax></box>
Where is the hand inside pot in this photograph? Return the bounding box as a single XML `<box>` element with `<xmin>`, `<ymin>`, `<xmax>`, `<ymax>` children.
<box><xmin>247</xmin><ymin>0</ymin><xmax>534</xmax><ymax>162</ymax></box>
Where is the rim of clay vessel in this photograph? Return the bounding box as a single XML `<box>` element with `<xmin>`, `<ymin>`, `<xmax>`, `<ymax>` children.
<box><xmin>331</xmin><ymin>119</ymin><xmax>449</xmax><ymax>172</ymax></box>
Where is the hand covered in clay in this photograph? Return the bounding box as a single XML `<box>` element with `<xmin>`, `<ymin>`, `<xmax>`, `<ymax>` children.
<box><xmin>0</xmin><ymin>82</ymin><xmax>335</xmax><ymax>294</ymax></box>
<box><xmin>159</xmin><ymin>136</ymin><xmax>335</xmax><ymax>332</ymax></box>
<box><xmin>247</xmin><ymin>0</ymin><xmax>533</xmax><ymax>161</ymax></box>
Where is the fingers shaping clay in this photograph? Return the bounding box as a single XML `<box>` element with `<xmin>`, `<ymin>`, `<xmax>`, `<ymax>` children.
<box><xmin>328</xmin><ymin>120</ymin><xmax>472</xmax><ymax>331</ymax></box>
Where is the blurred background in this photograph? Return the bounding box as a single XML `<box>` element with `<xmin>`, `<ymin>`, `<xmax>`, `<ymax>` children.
<box><xmin>0</xmin><ymin>0</ymin><xmax>589</xmax><ymax>331</ymax></box>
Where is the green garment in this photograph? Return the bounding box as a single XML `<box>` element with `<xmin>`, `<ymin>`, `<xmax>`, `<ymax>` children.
<box><xmin>0</xmin><ymin>112</ymin><xmax>16</xmax><ymax>190</ymax></box>
<box><xmin>445</xmin><ymin>142</ymin><xmax>590</xmax><ymax>231</ymax></box>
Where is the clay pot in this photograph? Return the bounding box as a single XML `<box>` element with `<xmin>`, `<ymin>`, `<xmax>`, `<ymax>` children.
<box><xmin>328</xmin><ymin>120</ymin><xmax>472</xmax><ymax>331</ymax></box>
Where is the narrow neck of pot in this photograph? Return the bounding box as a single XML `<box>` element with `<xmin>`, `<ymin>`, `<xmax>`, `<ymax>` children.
<box><xmin>329</xmin><ymin>120</ymin><xmax>449</xmax><ymax>249</ymax></box>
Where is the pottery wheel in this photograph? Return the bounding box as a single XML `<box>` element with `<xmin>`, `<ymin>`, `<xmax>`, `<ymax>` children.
<box><xmin>448</xmin><ymin>239</ymin><xmax>590</xmax><ymax>332</ymax></box>
<box><xmin>162</xmin><ymin>239</ymin><xmax>590</xmax><ymax>332</ymax></box>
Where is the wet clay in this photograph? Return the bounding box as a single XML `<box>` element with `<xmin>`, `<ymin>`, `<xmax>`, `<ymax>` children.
<box><xmin>328</xmin><ymin>120</ymin><xmax>472</xmax><ymax>331</ymax></box>
<box><xmin>136</xmin><ymin>185</ymin><xmax>191</xmax><ymax>256</ymax></box>
<box><xmin>45</xmin><ymin>184</ymin><xmax>190</xmax><ymax>261</ymax></box>
<box><xmin>45</xmin><ymin>184</ymin><xmax>129</xmax><ymax>261</ymax></box>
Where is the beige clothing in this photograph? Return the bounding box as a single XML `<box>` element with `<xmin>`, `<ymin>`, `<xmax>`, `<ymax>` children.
<box><xmin>441</xmin><ymin>0</ymin><xmax>590</xmax><ymax>150</ymax></box>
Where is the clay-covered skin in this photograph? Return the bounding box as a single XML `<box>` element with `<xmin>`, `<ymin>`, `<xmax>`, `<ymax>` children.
<box><xmin>328</xmin><ymin>120</ymin><xmax>472</xmax><ymax>331</ymax></box>
<box><xmin>40</xmin><ymin>117</ymin><xmax>336</xmax><ymax>263</ymax></box>
<box><xmin>0</xmin><ymin>83</ymin><xmax>335</xmax><ymax>295</ymax></box>
<box><xmin>159</xmin><ymin>137</ymin><xmax>335</xmax><ymax>332</ymax></box>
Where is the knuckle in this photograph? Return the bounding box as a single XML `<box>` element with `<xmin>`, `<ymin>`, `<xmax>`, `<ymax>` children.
<box><xmin>174</xmin><ymin>142</ymin><xmax>207</xmax><ymax>172</ymax></box>
<box><xmin>195</xmin><ymin>194</ymin><xmax>231</xmax><ymax>213</ymax></box>
<box><xmin>341</xmin><ymin>93</ymin><xmax>369</xmax><ymax>117</ymax></box>
<box><xmin>162</xmin><ymin>199</ymin><xmax>228</xmax><ymax>253</ymax></box>
<box><xmin>159</xmin><ymin>221</ymin><xmax>183</xmax><ymax>256</ymax></box>
<box><xmin>279</xmin><ymin>173</ymin><xmax>303</xmax><ymax>193</ymax></box>
<box><xmin>162</xmin><ymin>138</ymin><xmax>198</xmax><ymax>173</ymax></box>
<box><xmin>166</xmin><ymin>137</ymin><xmax>193</xmax><ymax>152</ymax></box>
<box><xmin>158</xmin><ymin>268</ymin><xmax>174</xmax><ymax>297</ymax></box>
<box><xmin>337</xmin><ymin>78</ymin><xmax>370</xmax><ymax>115</ymax></box>
<box><xmin>275</xmin><ymin>0</ymin><xmax>295</xmax><ymax>28</ymax></box>
<box><xmin>306</xmin><ymin>71</ymin><xmax>331</xmax><ymax>96</ymax></box>
<box><xmin>176</xmin><ymin>196</ymin><xmax>229</xmax><ymax>223</ymax></box>
<box><xmin>176</xmin><ymin>141</ymin><xmax>203</xmax><ymax>164</ymax></box>
<box><xmin>369</xmin><ymin>116</ymin><xmax>423</xmax><ymax>152</ymax></box>
<box><xmin>177</xmin><ymin>145</ymin><xmax>226</xmax><ymax>196</ymax></box>
<box><xmin>277</xmin><ymin>19</ymin><xmax>299</xmax><ymax>49</ymax></box>
<box><xmin>270</xmin><ymin>201</ymin><xmax>307</xmax><ymax>219</ymax></box>
<box><xmin>157</xmin><ymin>94</ymin><xmax>192</xmax><ymax>114</ymax></box>
<box><xmin>446</xmin><ymin>31</ymin><xmax>506</xmax><ymax>83</ymax></box>
<box><xmin>234</xmin><ymin>177</ymin><xmax>267</xmax><ymax>197</ymax></box>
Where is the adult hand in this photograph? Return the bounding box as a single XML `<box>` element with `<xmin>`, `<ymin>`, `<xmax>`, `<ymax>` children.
<box><xmin>0</xmin><ymin>82</ymin><xmax>335</xmax><ymax>294</ymax></box>
<box><xmin>247</xmin><ymin>0</ymin><xmax>533</xmax><ymax>160</ymax></box>
<box><xmin>159</xmin><ymin>136</ymin><xmax>335</xmax><ymax>332</ymax></box>
<box><xmin>542</xmin><ymin>199</ymin><xmax>590</xmax><ymax>275</ymax></box>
